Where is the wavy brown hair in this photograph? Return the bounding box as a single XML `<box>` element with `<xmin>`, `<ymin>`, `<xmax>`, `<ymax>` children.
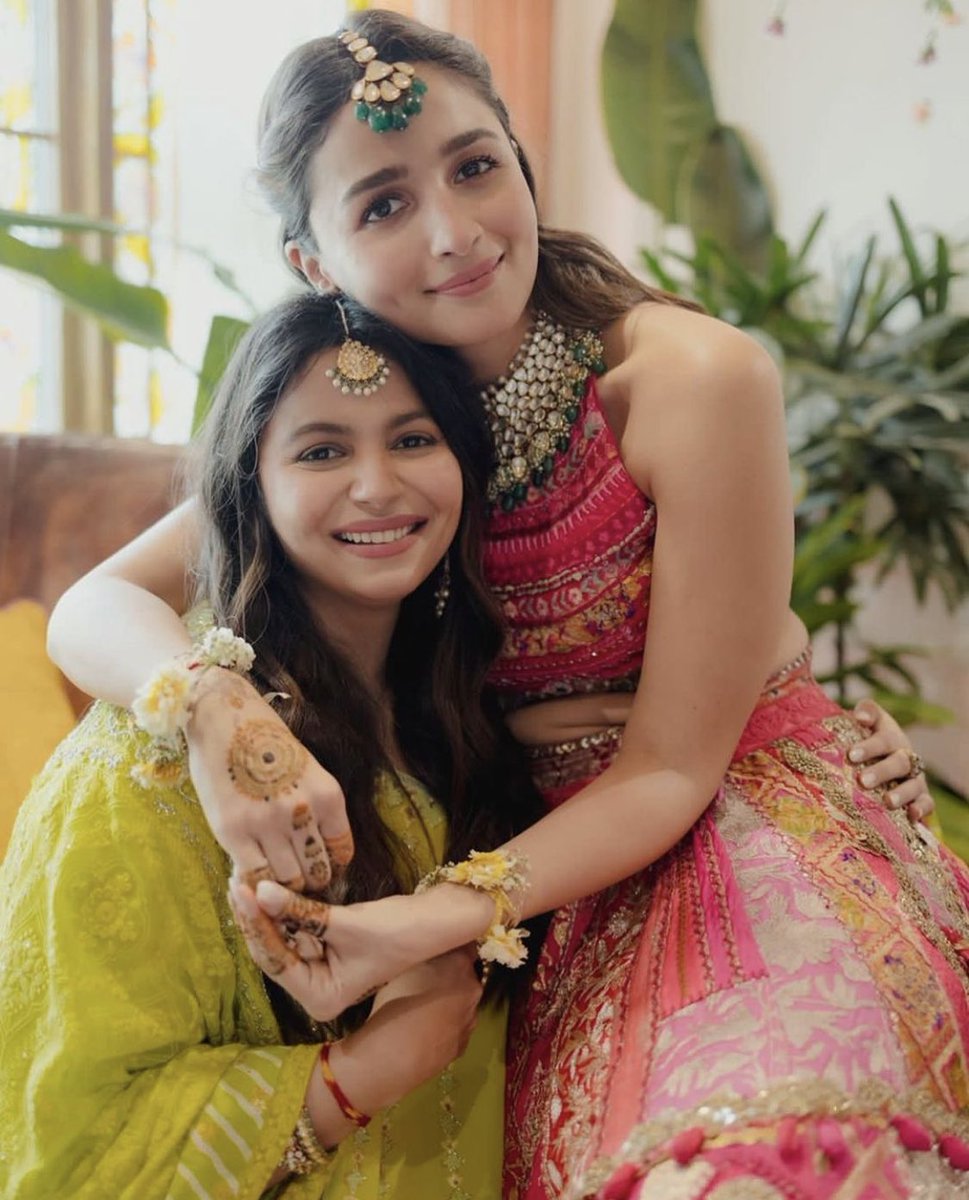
<box><xmin>255</xmin><ymin>9</ymin><xmax>700</xmax><ymax>335</ymax></box>
<box><xmin>189</xmin><ymin>293</ymin><xmax>543</xmax><ymax>1025</ymax></box>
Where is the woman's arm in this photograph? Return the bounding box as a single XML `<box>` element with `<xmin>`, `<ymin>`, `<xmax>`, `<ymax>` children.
<box><xmin>47</xmin><ymin>499</ymin><xmax>199</xmax><ymax>706</ymax></box>
<box><xmin>46</xmin><ymin>498</ymin><xmax>353</xmax><ymax>888</ymax></box>
<box><xmin>0</xmin><ymin>707</ymin><xmax>319</xmax><ymax>1199</ymax></box>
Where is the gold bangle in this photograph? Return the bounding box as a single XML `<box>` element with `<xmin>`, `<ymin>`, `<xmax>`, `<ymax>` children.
<box><xmin>281</xmin><ymin>1105</ymin><xmax>331</xmax><ymax>1176</ymax></box>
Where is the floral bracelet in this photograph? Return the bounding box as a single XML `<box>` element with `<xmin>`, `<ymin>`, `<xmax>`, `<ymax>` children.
<box><xmin>131</xmin><ymin>626</ymin><xmax>255</xmax><ymax>743</ymax></box>
<box><xmin>417</xmin><ymin>849</ymin><xmax>530</xmax><ymax>969</ymax></box>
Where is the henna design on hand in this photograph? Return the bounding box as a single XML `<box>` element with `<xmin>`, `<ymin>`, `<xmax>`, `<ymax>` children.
<box><xmin>278</xmin><ymin>893</ymin><xmax>331</xmax><ymax>942</ymax></box>
<box><xmin>229</xmin><ymin>896</ymin><xmax>290</xmax><ymax>977</ymax></box>
<box><xmin>194</xmin><ymin>670</ymin><xmax>250</xmax><ymax>711</ymax></box>
<box><xmin>227</xmin><ymin>720</ymin><xmax>307</xmax><ymax>802</ymax></box>
<box><xmin>292</xmin><ymin>803</ymin><xmax>312</xmax><ymax>830</ymax></box>
<box><xmin>323</xmin><ymin>831</ymin><xmax>355</xmax><ymax>867</ymax></box>
<box><xmin>238</xmin><ymin>864</ymin><xmax>275</xmax><ymax>889</ymax></box>
<box><xmin>305</xmin><ymin>853</ymin><xmax>331</xmax><ymax>889</ymax></box>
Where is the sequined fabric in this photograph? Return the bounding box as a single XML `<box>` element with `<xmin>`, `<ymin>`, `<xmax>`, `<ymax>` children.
<box><xmin>486</xmin><ymin>381</ymin><xmax>969</xmax><ymax>1199</ymax></box>
<box><xmin>504</xmin><ymin>662</ymin><xmax>969</xmax><ymax>1198</ymax></box>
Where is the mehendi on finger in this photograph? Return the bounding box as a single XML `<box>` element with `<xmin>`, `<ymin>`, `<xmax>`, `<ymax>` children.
<box><xmin>238</xmin><ymin>864</ymin><xmax>274</xmax><ymax>889</ymax></box>
<box><xmin>305</xmin><ymin>852</ymin><xmax>331</xmax><ymax>889</ymax></box>
<box><xmin>279</xmin><ymin>893</ymin><xmax>331</xmax><ymax>941</ymax></box>
<box><xmin>292</xmin><ymin>802</ymin><xmax>312</xmax><ymax>831</ymax></box>
<box><xmin>324</xmin><ymin>831</ymin><xmax>355</xmax><ymax>867</ymax></box>
<box><xmin>227</xmin><ymin>720</ymin><xmax>307</xmax><ymax>802</ymax></box>
<box><xmin>229</xmin><ymin>899</ymin><xmax>290</xmax><ymax>976</ymax></box>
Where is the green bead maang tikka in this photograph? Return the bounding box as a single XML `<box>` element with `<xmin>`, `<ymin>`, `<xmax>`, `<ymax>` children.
<box><xmin>338</xmin><ymin>30</ymin><xmax>428</xmax><ymax>133</ymax></box>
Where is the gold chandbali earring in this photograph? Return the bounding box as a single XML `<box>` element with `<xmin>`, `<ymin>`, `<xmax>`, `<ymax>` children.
<box><xmin>480</xmin><ymin>313</ymin><xmax>606</xmax><ymax>511</ymax></box>
<box><xmin>326</xmin><ymin>301</ymin><xmax>391</xmax><ymax>396</ymax></box>
<box><xmin>337</xmin><ymin>29</ymin><xmax>428</xmax><ymax>133</ymax></box>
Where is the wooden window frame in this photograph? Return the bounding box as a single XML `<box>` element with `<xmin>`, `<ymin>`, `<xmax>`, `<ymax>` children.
<box><xmin>57</xmin><ymin>0</ymin><xmax>114</xmax><ymax>434</ymax></box>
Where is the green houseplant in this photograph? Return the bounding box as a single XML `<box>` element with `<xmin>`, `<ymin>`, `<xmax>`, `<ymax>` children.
<box><xmin>640</xmin><ymin>205</ymin><xmax>969</xmax><ymax>844</ymax></box>
<box><xmin>640</xmin><ymin>202</ymin><xmax>969</xmax><ymax>718</ymax></box>
<box><xmin>0</xmin><ymin>207</ymin><xmax>250</xmax><ymax>429</ymax></box>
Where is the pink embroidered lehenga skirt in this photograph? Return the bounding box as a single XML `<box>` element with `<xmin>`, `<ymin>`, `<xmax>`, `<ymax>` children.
<box><xmin>504</xmin><ymin>657</ymin><xmax>969</xmax><ymax>1199</ymax></box>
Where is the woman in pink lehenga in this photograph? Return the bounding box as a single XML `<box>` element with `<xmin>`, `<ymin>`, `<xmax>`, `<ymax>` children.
<box><xmin>482</xmin><ymin>388</ymin><xmax>969</xmax><ymax>1196</ymax></box>
<box><xmin>45</xmin><ymin>11</ymin><xmax>967</xmax><ymax>1199</ymax></box>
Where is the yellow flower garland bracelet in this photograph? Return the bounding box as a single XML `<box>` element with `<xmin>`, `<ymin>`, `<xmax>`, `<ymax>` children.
<box><xmin>416</xmin><ymin>849</ymin><xmax>530</xmax><ymax>969</ymax></box>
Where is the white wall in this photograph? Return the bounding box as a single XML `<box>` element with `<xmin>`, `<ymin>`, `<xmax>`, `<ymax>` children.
<box><xmin>549</xmin><ymin>0</ymin><xmax>968</xmax><ymax>788</ymax></box>
<box><xmin>550</xmin><ymin>0</ymin><xmax>968</xmax><ymax>271</ymax></box>
<box><xmin>172</xmin><ymin>0</ymin><xmax>348</xmax><ymax>307</ymax></box>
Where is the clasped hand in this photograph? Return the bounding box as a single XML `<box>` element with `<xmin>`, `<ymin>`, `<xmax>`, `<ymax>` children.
<box><xmin>228</xmin><ymin>878</ymin><xmax>425</xmax><ymax>1021</ymax></box>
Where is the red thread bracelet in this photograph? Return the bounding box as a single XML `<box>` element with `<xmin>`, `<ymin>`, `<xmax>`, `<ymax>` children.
<box><xmin>319</xmin><ymin>1041</ymin><xmax>371</xmax><ymax>1128</ymax></box>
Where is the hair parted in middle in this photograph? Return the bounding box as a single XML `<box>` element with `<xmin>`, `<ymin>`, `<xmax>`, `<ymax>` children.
<box><xmin>255</xmin><ymin>9</ymin><xmax>701</xmax><ymax>334</ymax></box>
<box><xmin>187</xmin><ymin>292</ymin><xmax>543</xmax><ymax>1029</ymax></box>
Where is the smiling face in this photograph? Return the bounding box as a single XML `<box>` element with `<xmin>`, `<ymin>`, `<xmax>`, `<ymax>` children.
<box><xmin>258</xmin><ymin>347</ymin><xmax>463</xmax><ymax>639</ymax></box>
<box><xmin>287</xmin><ymin>64</ymin><xmax>539</xmax><ymax>381</ymax></box>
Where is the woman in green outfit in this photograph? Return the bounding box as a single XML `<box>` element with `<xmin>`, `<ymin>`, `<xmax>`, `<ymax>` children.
<box><xmin>0</xmin><ymin>292</ymin><xmax>541</xmax><ymax>1200</ymax></box>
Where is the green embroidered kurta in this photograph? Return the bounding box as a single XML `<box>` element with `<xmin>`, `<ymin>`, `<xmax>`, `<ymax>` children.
<box><xmin>0</xmin><ymin>703</ymin><xmax>505</xmax><ymax>1199</ymax></box>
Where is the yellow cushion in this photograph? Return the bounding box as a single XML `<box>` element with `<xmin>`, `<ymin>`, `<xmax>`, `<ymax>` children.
<box><xmin>0</xmin><ymin>600</ymin><xmax>77</xmax><ymax>859</ymax></box>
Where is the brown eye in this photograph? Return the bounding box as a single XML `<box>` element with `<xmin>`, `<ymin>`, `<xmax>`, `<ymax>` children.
<box><xmin>395</xmin><ymin>433</ymin><xmax>436</xmax><ymax>451</ymax></box>
<box><xmin>361</xmin><ymin>194</ymin><xmax>405</xmax><ymax>225</ymax></box>
<box><xmin>455</xmin><ymin>154</ymin><xmax>499</xmax><ymax>182</ymax></box>
<box><xmin>298</xmin><ymin>444</ymin><xmax>342</xmax><ymax>463</ymax></box>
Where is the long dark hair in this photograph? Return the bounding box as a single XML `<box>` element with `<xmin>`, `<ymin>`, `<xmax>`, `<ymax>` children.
<box><xmin>189</xmin><ymin>293</ymin><xmax>543</xmax><ymax>1022</ymax></box>
<box><xmin>255</xmin><ymin>9</ymin><xmax>701</xmax><ymax>334</ymax></box>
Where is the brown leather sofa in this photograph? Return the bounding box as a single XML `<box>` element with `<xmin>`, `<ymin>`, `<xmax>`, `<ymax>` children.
<box><xmin>0</xmin><ymin>432</ymin><xmax>184</xmax><ymax>713</ymax></box>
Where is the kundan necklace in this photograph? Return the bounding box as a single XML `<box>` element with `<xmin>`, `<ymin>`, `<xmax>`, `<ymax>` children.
<box><xmin>480</xmin><ymin>312</ymin><xmax>606</xmax><ymax>511</ymax></box>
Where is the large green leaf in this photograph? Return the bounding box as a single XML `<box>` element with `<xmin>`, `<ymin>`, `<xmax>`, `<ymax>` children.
<box><xmin>601</xmin><ymin>0</ymin><xmax>717</xmax><ymax>222</ymax></box>
<box><xmin>0</xmin><ymin>206</ymin><xmax>258</xmax><ymax>314</ymax></box>
<box><xmin>0</xmin><ymin>226</ymin><xmax>169</xmax><ymax>348</ymax></box>
<box><xmin>677</xmin><ymin>124</ymin><xmax>773</xmax><ymax>269</ymax></box>
<box><xmin>192</xmin><ymin>316</ymin><xmax>250</xmax><ymax>436</ymax></box>
<box><xmin>601</xmin><ymin>0</ymin><xmax>773</xmax><ymax>264</ymax></box>
<box><xmin>0</xmin><ymin>207</ymin><xmax>133</xmax><ymax>236</ymax></box>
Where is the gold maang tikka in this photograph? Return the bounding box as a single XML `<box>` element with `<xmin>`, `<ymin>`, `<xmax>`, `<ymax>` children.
<box><xmin>326</xmin><ymin>302</ymin><xmax>391</xmax><ymax>396</ymax></box>
<box><xmin>337</xmin><ymin>29</ymin><xmax>428</xmax><ymax>133</ymax></box>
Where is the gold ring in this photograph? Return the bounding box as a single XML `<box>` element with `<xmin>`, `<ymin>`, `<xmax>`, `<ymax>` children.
<box><xmin>905</xmin><ymin>750</ymin><xmax>925</xmax><ymax>780</ymax></box>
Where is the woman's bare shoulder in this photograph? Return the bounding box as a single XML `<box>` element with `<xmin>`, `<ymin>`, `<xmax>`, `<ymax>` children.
<box><xmin>602</xmin><ymin>302</ymin><xmax>784</xmax><ymax>495</ymax></box>
<box><xmin>604</xmin><ymin>301</ymin><xmax>775</xmax><ymax>391</ymax></box>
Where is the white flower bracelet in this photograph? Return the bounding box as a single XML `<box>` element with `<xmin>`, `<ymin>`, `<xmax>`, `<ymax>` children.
<box><xmin>131</xmin><ymin>627</ymin><xmax>255</xmax><ymax>743</ymax></box>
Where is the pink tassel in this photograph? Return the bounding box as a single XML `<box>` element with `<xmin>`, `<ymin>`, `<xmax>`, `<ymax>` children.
<box><xmin>671</xmin><ymin>1126</ymin><xmax>706</xmax><ymax>1165</ymax></box>
<box><xmin>939</xmin><ymin>1134</ymin><xmax>969</xmax><ymax>1171</ymax></box>
<box><xmin>778</xmin><ymin>1115</ymin><xmax>803</xmax><ymax>1165</ymax></box>
<box><xmin>890</xmin><ymin>1115</ymin><xmax>933</xmax><ymax>1152</ymax></box>
<box><xmin>598</xmin><ymin>1162</ymin><xmax>641</xmax><ymax>1200</ymax></box>
<box><xmin>817</xmin><ymin>1118</ymin><xmax>849</xmax><ymax>1166</ymax></box>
